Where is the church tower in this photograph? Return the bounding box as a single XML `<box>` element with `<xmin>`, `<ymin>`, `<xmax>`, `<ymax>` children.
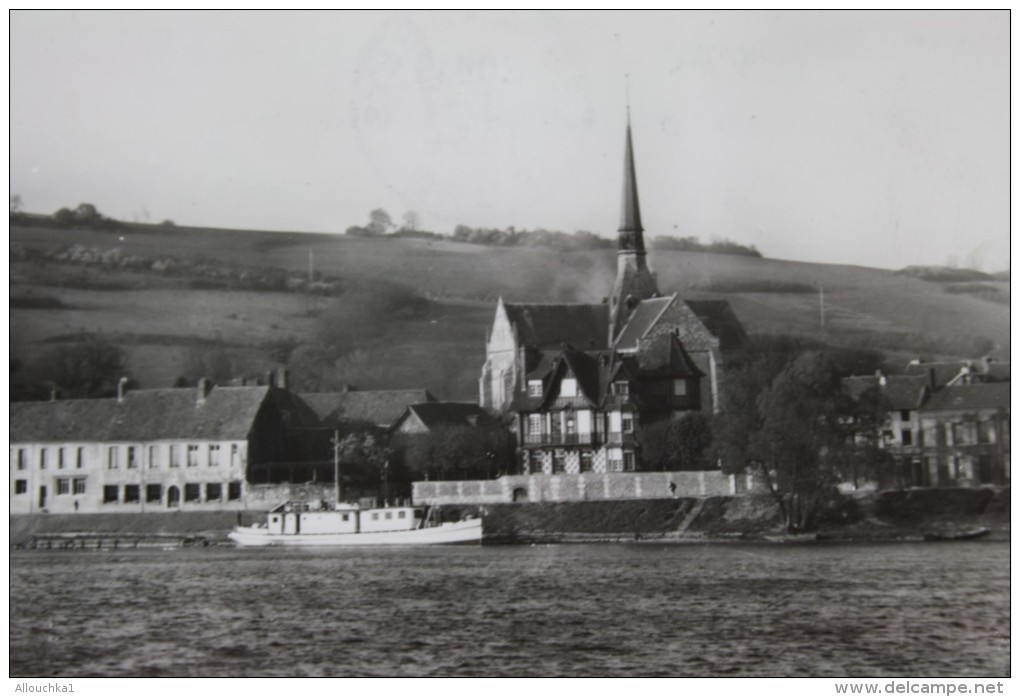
<box><xmin>609</xmin><ymin>115</ymin><xmax>659</xmax><ymax>339</ymax></box>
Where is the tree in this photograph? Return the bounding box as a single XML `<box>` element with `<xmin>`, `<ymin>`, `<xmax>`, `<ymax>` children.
<box><xmin>713</xmin><ymin>336</ymin><xmax>872</xmax><ymax>533</ymax></box>
<box><xmin>10</xmin><ymin>194</ymin><xmax>22</xmax><ymax>213</ymax></box>
<box><xmin>401</xmin><ymin>210</ymin><xmax>420</xmax><ymax>232</ymax></box>
<box><xmin>397</xmin><ymin>423</ymin><xmax>514</xmax><ymax>481</ymax></box>
<box><xmin>31</xmin><ymin>337</ymin><xmax>131</xmax><ymax>399</ymax></box>
<box><xmin>367</xmin><ymin>208</ymin><xmax>394</xmax><ymax>236</ymax></box>
<box><xmin>53</xmin><ymin>207</ymin><xmax>75</xmax><ymax>227</ymax></box>
<box><xmin>639</xmin><ymin>412</ymin><xmax>714</xmax><ymax>471</ymax></box>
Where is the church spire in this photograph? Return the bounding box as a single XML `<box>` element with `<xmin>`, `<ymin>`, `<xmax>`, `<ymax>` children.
<box><xmin>609</xmin><ymin>112</ymin><xmax>659</xmax><ymax>341</ymax></box>
<box><xmin>618</xmin><ymin>115</ymin><xmax>645</xmax><ymax>247</ymax></box>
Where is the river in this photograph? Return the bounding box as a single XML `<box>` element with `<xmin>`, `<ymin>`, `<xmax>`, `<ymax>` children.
<box><xmin>9</xmin><ymin>541</ymin><xmax>1009</xmax><ymax>677</ymax></box>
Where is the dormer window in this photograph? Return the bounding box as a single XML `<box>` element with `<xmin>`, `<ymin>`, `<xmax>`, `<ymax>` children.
<box><xmin>527</xmin><ymin>380</ymin><xmax>543</xmax><ymax>397</ymax></box>
<box><xmin>560</xmin><ymin>378</ymin><xmax>578</xmax><ymax>398</ymax></box>
<box><xmin>612</xmin><ymin>381</ymin><xmax>629</xmax><ymax>396</ymax></box>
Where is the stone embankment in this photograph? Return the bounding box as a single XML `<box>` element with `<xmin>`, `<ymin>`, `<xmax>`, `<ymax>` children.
<box><xmin>9</xmin><ymin>488</ymin><xmax>1008</xmax><ymax>547</ymax></box>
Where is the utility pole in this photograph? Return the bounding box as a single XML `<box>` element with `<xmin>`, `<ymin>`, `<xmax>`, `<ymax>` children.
<box><xmin>819</xmin><ymin>284</ymin><xmax>826</xmax><ymax>331</ymax></box>
<box><xmin>309</xmin><ymin>250</ymin><xmax>314</xmax><ymax>283</ymax></box>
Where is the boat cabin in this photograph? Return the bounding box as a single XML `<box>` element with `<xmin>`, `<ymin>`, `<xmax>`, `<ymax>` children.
<box><xmin>266</xmin><ymin>501</ymin><xmax>423</xmax><ymax>536</ymax></box>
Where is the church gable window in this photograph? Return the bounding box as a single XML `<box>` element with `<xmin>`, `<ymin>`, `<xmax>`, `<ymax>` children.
<box><xmin>527</xmin><ymin>380</ymin><xmax>543</xmax><ymax>397</ymax></box>
<box><xmin>612</xmin><ymin>381</ymin><xmax>629</xmax><ymax>396</ymax></box>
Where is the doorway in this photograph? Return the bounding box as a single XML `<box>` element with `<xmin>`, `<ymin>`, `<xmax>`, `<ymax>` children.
<box><xmin>167</xmin><ymin>485</ymin><xmax>180</xmax><ymax>509</ymax></box>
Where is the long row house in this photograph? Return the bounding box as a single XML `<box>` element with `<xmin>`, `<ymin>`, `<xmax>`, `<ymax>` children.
<box><xmin>9</xmin><ymin>373</ymin><xmax>474</xmax><ymax>514</ymax></box>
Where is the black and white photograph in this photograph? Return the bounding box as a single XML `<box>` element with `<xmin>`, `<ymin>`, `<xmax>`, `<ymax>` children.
<box><xmin>8</xmin><ymin>10</ymin><xmax>1010</xmax><ymax>681</ymax></box>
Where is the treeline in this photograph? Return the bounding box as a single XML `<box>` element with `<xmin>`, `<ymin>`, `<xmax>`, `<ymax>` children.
<box><xmin>344</xmin><ymin>208</ymin><xmax>762</xmax><ymax>257</ymax></box>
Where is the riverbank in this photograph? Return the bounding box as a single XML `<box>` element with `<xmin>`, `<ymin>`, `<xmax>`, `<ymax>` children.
<box><xmin>9</xmin><ymin>487</ymin><xmax>1008</xmax><ymax>546</ymax></box>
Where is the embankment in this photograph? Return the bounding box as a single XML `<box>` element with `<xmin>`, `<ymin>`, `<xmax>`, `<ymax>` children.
<box><xmin>9</xmin><ymin>488</ymin><xmax>1008</xmax><ymax>546</ymax></box>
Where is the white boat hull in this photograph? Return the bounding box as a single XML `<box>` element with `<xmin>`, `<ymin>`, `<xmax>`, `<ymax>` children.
<box><xmin>228</xmin><ymin>517</ymin><xmax>482</xmax><ymax>547</ymax></box>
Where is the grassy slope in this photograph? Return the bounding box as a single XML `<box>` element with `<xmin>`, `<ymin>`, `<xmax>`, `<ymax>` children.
<box><xmin>9</xmin><ymin>224</ymin><xmax>1010</xmax><ymax>400</ymax></box>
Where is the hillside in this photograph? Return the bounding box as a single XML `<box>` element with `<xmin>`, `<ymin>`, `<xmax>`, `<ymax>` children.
<box><xmin>9</xmin><ymin>223</ymin><xmax>1010</xmax><ymax>401</ymax></box>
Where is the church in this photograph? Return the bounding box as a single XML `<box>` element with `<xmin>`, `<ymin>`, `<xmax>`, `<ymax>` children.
<box><xmin>479</xmin><ymin>118</ymin><xmax>746</xmax><ymax>474</ymax></box>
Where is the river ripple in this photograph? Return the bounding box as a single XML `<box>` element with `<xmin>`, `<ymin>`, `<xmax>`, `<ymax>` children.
<box><xmin>10</xmin><ymin>541</ymin><xmax>1009</xmax><ymax>677</ymax></box>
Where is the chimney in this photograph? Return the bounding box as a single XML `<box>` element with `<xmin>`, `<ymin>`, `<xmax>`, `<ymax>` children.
<box><xmin>50</xmin><ymin>385</ymin><xmax>58</xmax><ymax>402</ymax></box>
<box><xmin>875</xmin><ymin>370</ymin><xmax>886</xmax><ymax>387</ymax></box>
<box><xmin>908</xmin><ymin>358</ymin><xmax>923</xmax><ymax>366</ymax></box>
<box><xmin>197</xmin><ymin>377</ymin><xmax>212</xmax><ymax>404</ymax></box>
<box><xmin>265</xmin><ymin>371</ymin><xmax>275</xmax><ymax>388</ymax></box>
<box><xmin>278</xmin><ymin>368</ymin><xmax>289</xmax><ymax>391</ymax></box>
<box><xmin>117</xmin><ymin>377</ymin><xmax>129</xmax><ymax>403</ymax></box>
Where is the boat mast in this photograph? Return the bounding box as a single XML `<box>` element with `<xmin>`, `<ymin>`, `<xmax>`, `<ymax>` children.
<box><xmin>332</xmin><ymin>430</ymin><xmax>341</xmax><ymax>505</ymax></box>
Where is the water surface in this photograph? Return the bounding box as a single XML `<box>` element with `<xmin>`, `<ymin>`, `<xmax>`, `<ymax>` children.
<box><xmin>10</xmin><ymin>542</ymin><xmax>1009</xmax><ymax>676</ymax></box>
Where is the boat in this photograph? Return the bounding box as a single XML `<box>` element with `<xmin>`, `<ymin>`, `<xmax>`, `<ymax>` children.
<box><xmin>228</xmin><ymin>501</ymin><xmax>482</xmax><ymax>547</ymax></box>
<box><xmin>922</xmin><ymin>527</ymin><xmax>991</xmax><ymax>542</ymax></box>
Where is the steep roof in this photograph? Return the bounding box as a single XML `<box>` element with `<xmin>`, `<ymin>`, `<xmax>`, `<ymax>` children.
<box><xmin>842</xmin><ymin>375</ymin><xmax>930</xmax><ymax>411</ymax></box>
<box><xmin>904</xmin><ymin>362</ymin><xmax>969</xmax><ymax>388</ymax></box>
<box><xmin>402</xmin><ymin>402</ymin><xmax>491</xmax><ymax>431</ymax></box>
<box><xmin>618</xmin><ymin>119</ymin><xmax>644</xmax><ymax>238</ymax></box>
<box><xmin>614</xmin><ymin>296</ymin><xmax>673</xmax><ymax>350</ymax></box>
<box><xmin>921</xmin><ymin>383</ymin><xmax>1011</xmax><ymax>412</ymax></box>
<box><xmin>684</xmin><ymin>300</ymin><xmax>748</xmax><ymax>352</ymax></box>
<box><xmin>636</xmin><ymin>332</ymin><xmax>705</xmax><ymax>378</ymax></box>
<box><xmin>299</xmin><ymin>389</ymin><xmax>436</xmax><ymax>429</ymax></box>
<box><xmin>504</xmin><ymin>303</ymin><xmax>610</xmax><ymax>350</ymax></box>
<box><xmin>10</xmin><ymin>386</ymin><xmax>272</xmax><ymax>443</ymax></box>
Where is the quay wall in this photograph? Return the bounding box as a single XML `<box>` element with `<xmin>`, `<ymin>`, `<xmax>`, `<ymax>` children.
<box><xmin>412</xmin><ymin>471</ymin><xmax>765</xmax><ymax>506</ymax></box>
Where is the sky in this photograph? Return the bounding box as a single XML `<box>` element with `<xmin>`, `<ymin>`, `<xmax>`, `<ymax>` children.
<box><xmin>9</xmin><ymin>10</ymin><xmax>1010</xmax><ymax>271</ymax></box>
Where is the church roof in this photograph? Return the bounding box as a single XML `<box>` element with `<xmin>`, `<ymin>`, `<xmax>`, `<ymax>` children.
<box><xmin>636</xmin><ymin>333</ymin><xmax>705</xmax><ymax>379</ymax></box>
<box><xmin>614</xmin><ymin>296</ymin><xmax>673</xmax><ymax>350</ymax></box>
<box><xmin>504</xmin><ymin>303</ymin><xmax>609</xmax><ymax>350</ymax></box>
<box><xmin>684</xmin><ymin>300</ymin><xmax>748</xmax><ymax>352</ymax></box>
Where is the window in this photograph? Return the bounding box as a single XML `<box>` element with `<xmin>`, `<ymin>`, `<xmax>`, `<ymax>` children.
<box><xmin>385</xmin><ymin>512</ymin><xmax>393</xmax><ymax>520</ymax></box>
<box><xmin>103</xmin><ymin>485</ymin><xmax>119</xmax><ymax>504</ymax></box>
<box><xmin>341</xmin><ymin>513</ymin><xmax>350</xmax><ymax>522</ymax></box>
<box><xmin>623</xmin><ymin>452</ymin><xmax>636</xmax><ymax>472</ymax></box>
<box><xmin>560</xmin><ymin>378</ymin><xmax>578</xmax><ymax>398</ymax></box>
<box><xmin>107</xmin><ymin>447</ymin><xmax>118</xmax><ymax>470</ymax></box>
<box><xmin>609</xmin><ymin>458</ymin><xmax>623</xmax><ymax>473</ymax></box>
<box><xmin>187</xmin><ymin>445</ymin><xmax>200</xmax><ymax>467</ymax></box>
<box><xmin>901</xmin><ymin>430</ymin><xmax>913</xmax><ymax>446</ymax></box>
<box><xmin>372</xmin><ymin>513</ymin><xmax>380</xmax><ymax>520</ymax></box>
<box><xmin>15</xmin><ymin>479</ymin><xmax>28</xmax><ymax>495</ymax></box>
<box><xmin>580</xmin><ymin>452</ymin><xmax>593</xmax><ymax>473</ymax></box>
<box><xmin>124</xmin><ymin>485</ymin><xmax>140</xmax><ymax>503</ymax></box>
<box><xmin>127</xmin><ymin>447</ymin><xmax>137</xmax><ymax>469</ymax></box>
<box><xmin>73</xmin><ymin>478</ymin><xmax>86</xmax><ymax>495</ymax></box>
<box><xmin>622</xmin><ymin>414</ymin><xmax>635</xmax><ymax>433</ymax></box>
<box><xmin>228</xmin><ymin>481</ymin><xmax>242</xmax><ymax>501</ymax></box>
<box><xmin>170</xmin><ymin>445</ymin><xmax>181</xmax><ymax>468</ymax></box>
<box><xmin>184</xmin><ymin>483</ymin><xmax>201</xmax><ymax>502</ymax></box>
<box><xmin>565</xmin><ymin>415</ymin><xmax>576</xmax><ymax>435</ymax></box>
<box><xmin>148</xmin><ymin>445</ymin><xmax>159</xmax><ymax>468</ymax></box>
<box><xmin>528</xmin><ymin>380</ymin><xmax>543</xmax><ymax>397</ymax></box>
<box><xmin>612</xmin><ymin>381</ymin><xmax>629</xmax><ymax>396</ymax></box>
<box><xmin>673</xmin><ymin>380</ymin><xmax>688</xmax><ymax>397</ymax></box>
<box><xmin>76</xmin><ymin>448</ymin><xmax>84</xmax><ymax>469</ymax></box>
<box><xmin>528</xmin><ymin>414</ymin><xmax>543</xmax><ymax>434</ymax></box>
<box><xmin>17</xmin><ymin>449</ymin><xmax>26</xmax><ymax>470</ymax></box>
<box><xmin>205</xmin><ymin>483</ymin><xmax>222</xmax><ymax>501</ymax></box>
<box><xmin>978</xmin><ymin>421</ymin><xmax>993</xmax><ymax>444</ymax></box>
<box><xmin>900</xmin><ymin>410</ymin><xmax>911</xmax><ymax>422</ymax></box>
<box><xmin>40</xmin><ymin>449</ymin><xmax>47</xmax><ymax>470</ymax></box>
<box><xmin>209</xmin><ymin>444</ymin><xmax>221</xmax><ymax>467</ymax></box>
<box><xmin>146</xmin><ymin>484</ymin><xmax>162</xmax><ymax>503</ymax></box>
<box><xmin>56</xmin><ymin>478</ymin><xmax>71</xmax><ymax>495</ymax></box>
<box><xmin>552</xmin><ymin>452</ymin><xmax>566</xmax><ymax>474</ymax></box>
<box><xmin>398</xmin><ymin>511</ymin><xmax>406</xmax><ymax>519</ymax></box>
<box><xmin>231</xmin><ymin>444</ymin><xmax>241</xmax><ymax>467</ymax></box>
<box><xmin>58</xmin><ymin>448</ymin><xmax>66</xmax><ymax>470</ymax></box>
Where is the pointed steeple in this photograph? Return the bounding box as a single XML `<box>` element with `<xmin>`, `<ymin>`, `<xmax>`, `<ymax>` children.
<box><xmin>609</xmin><ymin>113</ymin><xmax>659</xmax><ymax>341</ymax></box>
<box><xmin>618</xmin><ymin>116</ymin><xmax>644</xmax><ymax>246</ymax></box>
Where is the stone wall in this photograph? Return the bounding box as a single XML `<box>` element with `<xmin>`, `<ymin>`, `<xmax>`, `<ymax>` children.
<box><xmin>245</xmin><ymin>482</ymin><xmax>339</xmax><ymax>510</ymax></box>
<box><xmin>412</xmin><ymin>470</ymin><xmax>764</xmax><ymax>506</ymax></box>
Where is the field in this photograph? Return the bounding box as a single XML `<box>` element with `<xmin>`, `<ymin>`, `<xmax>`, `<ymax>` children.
<box><xmin>9</xmin><ymin>223</ymin><xmax>1010</xmax><ymax>401</ymax></box>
